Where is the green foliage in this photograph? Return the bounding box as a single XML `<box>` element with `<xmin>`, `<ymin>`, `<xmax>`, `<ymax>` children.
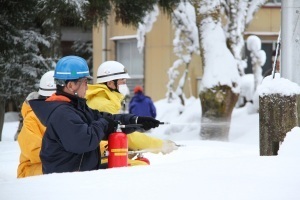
<box><xmin>36</xmin><ymin>0</ymin><xmax>87</xmax><ymax>27</ymax></box>
<box><xmin>158</xmin><ymin>0</ymin><xmax>181</xmax><ymax>14</ymax></box>
<box><xmin>0</xmin><ymin>0</ymin><xmax>36</xmax><ymax>59</ymax></box>
<box><xmin>84</xmin><ymin>0</ymin><xmax>112</xmax><ymax>26</ymax></box>
<box><xmin>84</xmin><ymin>0</ymin><xmax>180</xmax><ymax>27</ymax></box>
<box><xmin>113</xmin><ymin>0</ymin><xmax>158</xmax><ymax>26</ymax></box>
<box><xmin>113</xmin><ymin>0</ymin><xmax>181</xmax><ymax>26</ymax></box>
<box><xmin>0</xmin><ymin>0</ymin><xmax>51</xmax><ymax>105</ymax></box>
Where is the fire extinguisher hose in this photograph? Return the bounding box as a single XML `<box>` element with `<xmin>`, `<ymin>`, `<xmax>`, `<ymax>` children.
<box><xmin>127</xmin><ymin>144</ymin><xmax>185</xmax><ymax>155</ymax></box>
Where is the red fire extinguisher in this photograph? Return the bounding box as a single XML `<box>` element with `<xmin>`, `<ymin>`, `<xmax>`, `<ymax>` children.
<box><xmin>108</xmin><ymin>124</ymin><xmax>128</xmax><ymax>168</ymax></box>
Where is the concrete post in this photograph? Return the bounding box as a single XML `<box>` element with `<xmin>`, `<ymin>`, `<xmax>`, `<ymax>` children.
<box><xmin>281</xmin><ymin>0</ymin><xmax>300</xmax><ymax>84</ymax></box>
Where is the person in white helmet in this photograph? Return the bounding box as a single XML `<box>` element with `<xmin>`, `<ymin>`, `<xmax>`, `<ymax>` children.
<box><xmin>29</xmin><ymin>56</ymin><xmax>159</xmax><ymax>174</ymax></box>
<box><xmin>85</xmin><ymin>61</ymin><xmax>178</xmax><ymax>166</ymax></box>
<box><xmin>17</xmin><ymin>70</ymin><xmax>56</xmax><ymax>178</ymax></box>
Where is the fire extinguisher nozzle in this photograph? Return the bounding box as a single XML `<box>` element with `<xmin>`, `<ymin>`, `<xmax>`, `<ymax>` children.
<box><xmin>159</xmin><ymin>122</ymin><xmax>170</xmax><ymax>125</ymax></box>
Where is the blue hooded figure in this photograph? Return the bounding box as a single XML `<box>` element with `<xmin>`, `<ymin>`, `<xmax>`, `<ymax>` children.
<box><xmin>129</xmin><ymin>85</ymin><xmax>156</xmax><ymax>118</ymax></box>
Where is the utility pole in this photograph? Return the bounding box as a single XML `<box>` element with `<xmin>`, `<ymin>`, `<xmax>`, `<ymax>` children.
<box><xmin>281</xmin><ymin>0</ymin><xmax>300</xmax><ymax>85</ymax></box>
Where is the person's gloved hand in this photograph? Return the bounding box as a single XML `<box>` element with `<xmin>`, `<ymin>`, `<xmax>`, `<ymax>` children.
<box><xmin>161</xmin><ymin>140</ymin><xmax>178</xmax><ymax>155</ymax></box>
<box><xmin>137</xmin><ymin>116</ymin><xmax>160</xmax><ymax>131</ymax></box>
<box><xmin>103</xmin><ymin>117</ymin><xmax>118</xmax><ymax>135</ymax></box>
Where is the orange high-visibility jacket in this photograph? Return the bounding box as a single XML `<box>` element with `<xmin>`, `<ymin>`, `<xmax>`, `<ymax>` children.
<box><xmin>17</xmin><ymin>101</ymin><xmax>45</xmax><ymax>178</ymax></box>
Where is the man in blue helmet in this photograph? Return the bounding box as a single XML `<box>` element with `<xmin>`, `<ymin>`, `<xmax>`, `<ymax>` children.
<box><xmin>29</xmin><ymin>55</ymin><xmax>160</xmax><ymax>174</ymax></box>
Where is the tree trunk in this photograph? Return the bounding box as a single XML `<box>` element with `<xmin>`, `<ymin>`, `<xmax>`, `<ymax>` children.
<box><xmin>199</xmin><ymin>85</ymin><xmax>239</xmax><ymax>141</ymax></box>
<box><xmin>196</xmin><ymin>1</ymin><xmax>240</xmax><ymax>141</ymax></box>
<box><xmin>0</xmin><ymin>98</ymin><xmax>6</xmax><ymax>141</ymax></box>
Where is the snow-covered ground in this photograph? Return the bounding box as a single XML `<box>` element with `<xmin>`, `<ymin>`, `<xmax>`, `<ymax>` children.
<box><xmin>0</xmin><ymin>98</ymin><xmax>300</xmax><ymax>200</ymax></box>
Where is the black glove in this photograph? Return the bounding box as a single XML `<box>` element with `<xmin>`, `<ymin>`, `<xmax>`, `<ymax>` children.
<box><xmin>137</xmin><ymin>116</ymin><xmax>160</xmax><ymax>131</ymax></box>
<box><xmin>103</xmin><ymin>117</ymin><xmax>118</xmax><ymax>135</ymax></box>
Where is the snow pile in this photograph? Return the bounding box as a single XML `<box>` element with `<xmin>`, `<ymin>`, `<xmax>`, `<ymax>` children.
<box><xmin>4</xmin><ymin>112</ymin><xmax>19</xmax><ymax>122</ymax></box>
<box><xmin>1</xmin><ymin>98</ymin><xmax>300</xmax><ymax>200</ymax></box>
<box><xmin>257</xmin><ymin>73</ymin><xmax>300</xmax><ymax>96</ymax></box>
<box><xmin>278</xmin><ymin>127</ymin><xmax>300</xmax><ymax>157</ymax></box>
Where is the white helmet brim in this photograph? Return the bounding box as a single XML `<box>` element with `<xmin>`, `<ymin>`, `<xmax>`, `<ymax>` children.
<box><xmin>97</xmin><ymin>73</ymin><xmax>130</xmax><ymax>83</ymax></box>
<box><xmin>38</xmin><ymin>88</ymin><xmax>56</xmax><ymax>97</ymax></box>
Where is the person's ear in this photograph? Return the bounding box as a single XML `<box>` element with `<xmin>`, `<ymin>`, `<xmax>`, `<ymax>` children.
<box><xmin>66</xmin><ymin>81</ymin><xmax>74</xmax><ymax>92</ymax></box>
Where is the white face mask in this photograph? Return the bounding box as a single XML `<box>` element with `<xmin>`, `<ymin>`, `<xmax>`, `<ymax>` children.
<box><xmin>118</xmin><ymin>84</ymin><xmax>129</xmax><ymax>96</ymax></box>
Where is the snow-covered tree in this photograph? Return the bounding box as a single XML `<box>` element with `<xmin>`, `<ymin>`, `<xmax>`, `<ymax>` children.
<box><xmin>136</xmin><ymin>1</ymin><xmax>200</xmax><ymax>105</ymax></box>
<box><xmin>71</xmin><ymin>40</ymin><xmax>93</xmax><ymax>67</ymax></box>
<box><xmin>223</xmin><ymin>0</ymin><xmax>268</xmax><ymax>75</ymax></box>
<box><xmin>167</xmin><ymin>1</ymin><xmax>200</xmax><ymax>104</ymax></box>
<box><xmin>137</xmin><ymin>4</ymin><xmax>160</xmax><ymax>54</ymax></box>
<box><xmin>243</xmin><ymin>35</ymin><xmax>266</xmax><ymax>114</ymax></box>
<box><xmin>193</xmin><ymin>0</ymin><xmax>240</xmax><ymax>141</ymax></box>
<box><xmin>247</xmin><ymin>35</ymin><xmax>266</xmax><ymax>91</ymax></box>
<box><xmin>232</xmin><ymin>36</ymin><xmax>267</xmax><ymax>111</ymax></box>
<box><xmin>194</xmin><ymin>0</ymin><xmax>267</xmax><ymax>141</ymax></box>
<box><xmin>0</xmin><ymin>0</ymin><xmax>90</xmax><ymax>138</ymax></box>
<box><xmin>147</xmin><ymin>0</ymin><xmax>266</xmax><ymax>140</ymax></box>
<box><xmin>36</xmin><ymin>0</ymin><xmax>88</xmax><ymax>60</ymax></box>
<box><xmin>112</xmin><ymin>0</ymin><xmax>267</xmax><ymax>141</ymax></box>
<box><xmin>0</xmin><ymin>0</ymin><xmax>51</xmax><ymax>139</ymax></box>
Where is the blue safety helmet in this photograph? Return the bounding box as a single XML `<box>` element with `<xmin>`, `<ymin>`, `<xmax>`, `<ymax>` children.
<box><xmin>54</xmin><ymin>56</ymin><xmax>93</xmax><ymax>82</ymax></box>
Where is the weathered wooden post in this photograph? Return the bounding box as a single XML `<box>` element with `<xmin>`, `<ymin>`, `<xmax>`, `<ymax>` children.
<box><xmin>258</xmin><ymin>74</ymin><xmax>300</xmax><ymax>156</ymax></box>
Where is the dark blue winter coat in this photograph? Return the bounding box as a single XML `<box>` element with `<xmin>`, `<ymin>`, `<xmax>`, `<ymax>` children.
<box><xmin>129</xmin><ymin>92</ymin><xmax>156</xmax><ymax>118</ymax></box>
<box><xmin>29</xmin><ymin>91</ymin><xmax>137</xmax><ymax>174</ymax></box>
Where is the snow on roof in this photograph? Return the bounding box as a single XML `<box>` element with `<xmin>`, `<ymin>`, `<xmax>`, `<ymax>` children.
<box><xmin>110</xmin><ymin>35</ymin><xmax>137</xmax><ymax>40</ymax></box>
<box><xmin>244</xmin><ymin>31</ymin><xmax>279</xmax><ymax>36</ymax></box>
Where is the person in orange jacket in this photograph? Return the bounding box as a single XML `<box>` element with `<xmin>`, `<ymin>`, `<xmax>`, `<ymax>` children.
<box><xmin>86</xmin><ymin>61</ymin><xmax>178</xmax><ymax>166</ymax></box>
<box><xmin>17</xmin><ymin>71</ymin><xmax>56</xmax><ymax>178</ymax></box>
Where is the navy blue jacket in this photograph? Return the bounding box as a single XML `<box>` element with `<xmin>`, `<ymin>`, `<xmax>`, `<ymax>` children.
<box><xmin>129</xmin><ymin>92</ymin><xmax>156</xmax><ymax>118</ymax></box>
<box><xmin>30</xmin><ymin>91</ymin><xmax>137</xmax><ymax>174</ymax></box>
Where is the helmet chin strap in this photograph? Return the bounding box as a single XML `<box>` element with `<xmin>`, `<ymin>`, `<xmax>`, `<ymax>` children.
<box><xmin>106</xmin><ymin>80</ymin><xmax>120</xmax><ymax>93</ymax></box>
<box><xmin>114</xmin><ymin>80</ymin><xmax>120</xmax><ymax>93</ymax></box>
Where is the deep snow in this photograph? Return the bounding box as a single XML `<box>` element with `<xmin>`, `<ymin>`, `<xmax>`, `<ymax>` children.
<box><xmin>0</xmin><ymin>96</ymin><xmax>300</xmax><ymax>200</ymax></box>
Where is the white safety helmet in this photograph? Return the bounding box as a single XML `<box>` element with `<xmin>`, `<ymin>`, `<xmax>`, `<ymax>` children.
<box><xmin>38</xmin><ymin>71</ymin><xmax>56</xmax><ymax>97</ymax></box>
<box><xmin>97</xmin><ymin>61</ymin><xmax>130</xmax><ymax>83</ymax></box>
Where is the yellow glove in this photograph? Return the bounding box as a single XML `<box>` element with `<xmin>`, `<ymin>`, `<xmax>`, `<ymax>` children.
<box><xmin>161</xmin><ymin>140</ymin><xmax>178</xmax><ymax>155</ymax></box>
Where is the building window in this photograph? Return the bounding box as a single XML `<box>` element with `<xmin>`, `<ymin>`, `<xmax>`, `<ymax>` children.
<box><xmin>115</xmin><ymin>38</ymin><xmax>144</xmax><ymax>78</ymax></box>
<box><xmin>114</xmin><ymin>37</ymin><xmax>144</xmax><ymax>111</ymax></box>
